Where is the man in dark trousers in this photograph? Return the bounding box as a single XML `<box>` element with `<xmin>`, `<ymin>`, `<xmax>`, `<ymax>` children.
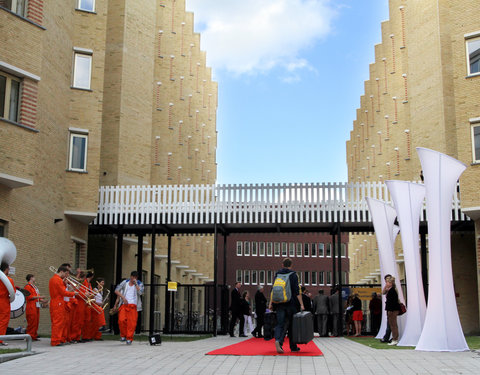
<box><xmin>369</xmin><ymin>292</ymin><xmax>382</xmax><ymax>335</ymax></box>
<box><xmin>328</xmin><ymin>286</ymin><xmax>343</xmax><ymax>336</ymax></box>
<box><xmin>252</xmin><ymin>285</ymin><xmax>267</xmax><ymax>338</ymax></box>
<box><xmin>313</xmin><ymin>289</ymin><xmax>329</xmax><ymax>337</ymax></box>
<box><xmin>229</xmin><ymin>282</ymin><xmax>246</xmax><ymax>337</ymax></box>
<box><xmin>269</xmin><ymin>258</ymin><xmax>304</xmax><ymax>353</ymax></box>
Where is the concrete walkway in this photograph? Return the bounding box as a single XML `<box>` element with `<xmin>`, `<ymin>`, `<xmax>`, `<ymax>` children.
<box><xmin>1</xmin><ymin>335</ymin><xmax>480</xmax><ymax>374</ymax></box>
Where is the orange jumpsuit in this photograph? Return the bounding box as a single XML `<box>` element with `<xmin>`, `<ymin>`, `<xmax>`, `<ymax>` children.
<box><xmin>49</xmin><ymin>274</ymin><xmax>75</xmax><ymax>346</ymax></box>
<box><xmin>24</xmin><ymin>282</ymin><xmax>40</xmax><ymax>340</ymax></box>
<box><xmin>0</xmin><ymin>276</ymin><xmax>15</xmax><ymax>344</ymax></box>
<box><xmin>81</xmin><ymin>279</ymin><xmax>94</xmax><ymax>340</ymax></box>
<box><xmin>118</xmin><ymin>304</ymin><xmax>138</xmax><ymax>341</ymax></box>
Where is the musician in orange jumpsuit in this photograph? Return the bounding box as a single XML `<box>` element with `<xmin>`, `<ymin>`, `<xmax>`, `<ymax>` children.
<box><xmin>0</xmin><ymin>263</ymin><xmax>15</xmax><ymax>346</ymax></box>
<box><xmin>24</xmin><ymin>274</ymin><xmax>46</xmax><ymax>341</ymax></box>
<box><xmin>49</xmin><ymin>265</ymin><xmax>77</xmax><ymax>346</ymax></box>
<box><xmin>80</xmin><ymin>271</ymin><xmax>95</xmax><ymax>342</ymax></box>
<box><xmin>60</xmin><ymin>263</ymin><xmax>75</xmax><ymax>343</ymax></box>
<box><xmin>69</xmin><ymin>270</ymin><xmax>85</xmax><ymax>342</ymax></box>
<box><xmin>92</xmin><ymin>278</ymin><xmax>107</xmax><ymax>340</ymax></box>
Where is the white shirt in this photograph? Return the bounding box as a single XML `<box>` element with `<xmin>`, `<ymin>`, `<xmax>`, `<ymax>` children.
<box><xmin>124</xmin><ymin>282</ymin><xmax>137</xmax><ymax>305</ymax></box>
<box><xmin>95</xmin><ymin>290</ymin><xmax>103</xmax><ymax>304</ymax></box>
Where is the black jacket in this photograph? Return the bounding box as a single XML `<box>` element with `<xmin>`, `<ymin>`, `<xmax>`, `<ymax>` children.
<box><xmin>230</xmin><ymin>288</ymin><xmax>242</xmax><ymax>312</ymax></box>
<box><xmin>254</xmin><ymin>290</ymin><xmax>267</xmax><ymax>315</ymax></box>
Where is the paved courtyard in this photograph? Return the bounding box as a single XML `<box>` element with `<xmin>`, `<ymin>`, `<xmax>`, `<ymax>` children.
<box><xmin>1</xmin><ymin>335</ymin><xmax>480</xmax><ymax>374</ymax></box>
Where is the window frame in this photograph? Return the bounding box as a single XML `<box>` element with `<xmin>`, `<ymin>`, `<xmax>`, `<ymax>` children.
<box><xmin>4</xmin><ymin>0</ymin><xmax>28</xmax><ymax>17</ymax></box>
<box><xmin>259</xmin><ymin>270</ymin><xmax>265</xmax><ymax>285</ymax></box>
<box><xmin>304</xmin><ymin>271</ymin><xmax>310</xmax><ymax>286</ymax></box>
<box><xmin>471</xmin><ymin>121</ymin><xmax>480</xmax><ymax>163</ymax></box>
<box><xmin>274</xmin><ymin>242</ymin><xmax>280</xmax><ymax>257</ymax></box>
<box><xmin>318</xmin><ymin>243</ymin><xmax>325</xmax><ymax>257</ymax></box>
<box><xmin>0</xmin><ymin>71</ymin><xmax>21</xmax><ymax>123</ymax></box>
<box><xmin>304</xmin><ymin>243</ymin><xmax>309</xmax><ymax>257</ymax></box>
<box><xmin>267</xmin><ymin>270</ymin><xmax>273</xmax><ymax>285</ymax></box>
<box><xmin>244</xmin><ymin>270</ymin><xmax>250</xmax><ymax>285</ymax></box>
<box><xmin>319</xmin><ymin>271</ymin><xmax>324</xmax><ymax>285</ymax></box>
<box><xmin>72</xmin><ymin>50</ymin><xmax>93</xmax><ymax>90</ymax></box>
<box><xmin>281</xmin><ymin>242</ymin><xmax>287</xmax><ymax>257</ymax></box>
<box><xmin>266</xmin><ymin>242</ymin><xmax>273</xmax><ymax>257</ymax></box>
<box><xmin>236</xmin><ymin>269</ymin><xmax>242</xmax><ymax>283</ymax></box>
<box><xmin>296</xmin><ymin>243</ymin><xmax>302</xmax><ymax>257</ymax></box>
<box><xmin>77</xmin><ymin>0</ymin><xmax>95</xmax><ymax>12</ymax></box>
<box><xmin>341</xmin><ymin>243</ymin><xmax>347</xmax><ymax>258</ymax></box>
<box><xmin>236</xmin><ymin>241</ymin><xmax>243</xmax><ymax>256</ymax></box>
<box><xmin>466</xmin><ymin>34</ymin><xmax>480</xmax><ymax>77</ymax></box>
<box><xmin>244</xmin><ymin>241</ymin><xmax>250</xmax><ymax>256</ymax></box>
<box><xmin>326</xmin><ymin>271</ymin><xmax>332</xmax><ymax>286</ymax></box>
<box><xmin>326</xmin><ymin>243</ymin><xmax>332</xmax><ymax>257</ymax></box>
<box><xmin>251</xmin><ymin>241</ymin><xmax>258</xmax><ymax>256</ymax></box>
<box><xmin>311</xmin><ymin>271</ymin><xmax>317</xmax><ymax>286</ymax></box>
<box><xmin>251</xmin><ymin>270</ymin><xmax>258</xmax><ymax>285</ymax></box>
<box><xmin>259</xmin><ymin>242</ymin><xmax>265</xmax><ymax>256</ymax></box>
<box><xmin>68</xmin><ymin>132</ymin><xmax>88</xmax><ymax>172</ymax></box>
<box><xmin>0</xmin><ymin>220</ymin><xmax>7</xmax><ymax>237</ymax></box>
<box><xmin>289</xmin><ymin>242</ymin><xmax>295</xmax><ymax>257</ymax></box>
<box><xmin>311</xmin><ymin>243</ymin><xmax>317</xmax><ymax>257</ymax></box>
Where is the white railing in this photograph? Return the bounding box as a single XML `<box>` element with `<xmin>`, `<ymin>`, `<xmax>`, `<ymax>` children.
<box><xmin>93</xmin><ymin>182</ymin><xmax>466</xmax><ymax>226</ymax></box>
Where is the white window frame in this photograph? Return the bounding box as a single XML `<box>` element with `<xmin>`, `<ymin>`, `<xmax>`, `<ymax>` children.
<box><xmin>259</xmin><ymin>242</ymin><xmax>265</xmax><ymax>256</ymax></box>
<box><xmin>5</xmin><ymin>0</ymin><xmax>28</xmax><ymax>17</ymax></box>
<box><xmin>289</xmin><ymin>242</ymin><xmax>295</xmax><ymax>257</ymax></box>
<box><xmin>236</xmin><ymin>269</ymin><xmax>242</xmax><ymax>283</ymax></box>
<box><xmin>296</xmin><ymin>243</ymin><xmax>302</xmax><ymax>257</ymax></box>
<box><xmin>341</xmin><ymin>243</ymin><xmax>347</xmax><ymax>258</ymax></box>
<box><xmin>297</xmin><ymin>271</ymin><xmax>302</xmax><ymax>285</ymax></box>
<box><xmin>471</xmin><ymin>120</ymin><xmax>480</xmax><ymax>163</ymax></box>
<box><xmin>252</xmin><ymin>241</ymin><xmax>258</xmax><ymax>256</ymax></box>
<box><xmin>244</xmin><ymin>270</ymin><xmax>250</xmax><ymax>285</ymax></box>
<box><xmin>326</xmin><ymin>243</ymin><xmax>332</xmax><ymax>258</ymax></box>
<box><xmin>304</xmin><ymin>271</ymin><xmax>310</xmax><ymax>286</ymax></box>
<box><xmin>77</xmin><ymin>0</ymin><xmax>95</xmax><ymax>12</ymax></box>
<box><xmin>311</xmin><ymin>243</ymin><xmax>317</xmax><ymax>257</ymax></box>
<box><xmin>0</xmin><ymin>71</ymin><xmax>21</xmax><ymax>123</ymax></box>
<box><xmin>68</xmin><ymin>132</ymin><xmax>88</xmax><ymax>172</ymax></box>
<box><xmin>465</xmin><ymin>33</ymin><xmax>480</xmax><ymax>77</ymax></box>
<box><xmin>267</xmin><ymin>270</ymin><xmax>273</xmax><ymax>285</ymax></box>
<box><xmin>319</xmin><ymin>271</ymin><xmax>324</xmax><ymax>285</ymax></box>
<box><xmin>311</xmin><ymin>271</ymin><xmax>317</xmax><ymax>286</ymax></box>
<box><xmin>281</xmin><ymin>242</ymin><xmax>287</xmax><ymax>257</ymax></box>
<box><xmin>318</xmin><ymin>243</ymin><xmax>325</xmax><ymax>257</ymax></box>
<box><xmin>251</xmin><ymin>270</ymin><xmax>258</xmax><ymax>285</ymax></box>
<box><xmin>259</xmin><ymin>270</ymin><xmax>265</xmax><ymax>285</ymax></box>
<box><xmin>244</xmin><ymin>241</ymin><xmax>250</xmax><ymax>256</ymax></box>
<box><xmin>304</xmin><ymin>243</ymin><xmax>309</xmax><ymax>257</ymax></box>
<box><xmin>236</xmin><ymin>241</ymin><xmax>243</xmax><ymax>256</ymax></box>
<box><xmin>73</xmin><ymin>50</ymin><xmax>92</xmax><ymax>90</ymax></box>
<box><xmin>266</xmin><ymin>242</ymin><xmax>273</xmax><ymax>256</ymax></box>
<box><xmin>326</xmin><ymin>271</ymin><xmax>332</xmax><ymax>286</ymax></box>
<box><xmin>274</xmin><ymin>242</ymin><xmax>280</xmax><ymax>257</ymax></box>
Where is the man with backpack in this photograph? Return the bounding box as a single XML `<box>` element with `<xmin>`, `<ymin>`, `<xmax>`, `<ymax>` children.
<box><xmin>268</xmin><ymin>258</ymin><xmax>305</xmax><ymax>353</ymax></box>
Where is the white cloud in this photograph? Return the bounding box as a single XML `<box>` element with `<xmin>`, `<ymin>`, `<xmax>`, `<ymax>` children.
<box><xmin>186</xmin><ymin>0</ymin><xmax>336</xmax><ymax>76</ymax></box>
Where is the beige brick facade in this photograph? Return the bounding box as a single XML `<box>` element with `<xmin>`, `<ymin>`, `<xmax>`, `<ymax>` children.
<box><xmin>1</xmin><ymin>0</ymin><xmax>216</xmax><ymax>334</ymax></box>
<box><xmin>346</xmin><ymin>0</ymin><xmax>480</xmax><ymax>334</ymax></box>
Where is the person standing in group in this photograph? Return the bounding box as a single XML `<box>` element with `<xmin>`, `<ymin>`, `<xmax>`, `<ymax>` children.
<box><xmin>92</xmin><ymin>278</ymin><xmax>107</xmax><ymax>340</ymax></box>
<box><xmin>352</xmin><ymin>293</ymin><xmax>363</xmax><ymax>336</ymax></box>
<box><xmin>301</xmin><ymin>287</ymin><xmax>313</xmax><ymax>313</ymax></box>
<box><xmin>80</xmin><ymin>271</ymin><xmax>95</xmax><ymax>342</ymax></box>
<box><xmin>384</xmin><ymin>275</ymin><xmax>400</xmax><ymax>345</ymax></box>
<box><xmin>70</xmin><ymin>271</ymin><xmax>86</xmax><ymax>343</ymax></box>
<box><xmin>380</xmin><ymin>273</ymin><xmax>393</xmax><ymax>343</ymax></box>
<box><xmin>328</xmin><ymin>286</ymin><xmax>343</xmax><ymax>337</ymax></box>
<box><xmin>251</xmin><ymin>285</ymin><xmax>267</xmax><ymax>338</ymax></box>
<box><xmin>24</xmin><ymin>274</ymin><xmax>46</xmax><ymax>341</ymax></box>
<box><xmin>0</xmin><ymin>263</ymin><xmax>15</xmax><ymax>346</ymax></box>
<box><xmin>313</xmin><ymin>289</ymin><xmax>329</xmax><ymax>337</ymax></box>
<box><xmin>269</xmin><ymin>258</ymin><xmax>304</xmax><ymax>353</ymax></box>
<box><xmin>228</xmin><ymin>281</ymin><xmax>246</xmax><ymax>337</ymax></box>
<box><xmin>241</xmin><ymin>291</ymin><xmax>254</xmax><ymax>336</ymax></box>
<box><xmin>115</xmin><ymin>271</ymin><xmax>144</xmax><ymax>345</ymax></box>
<box><xmin>49</xmin><ymin>265</ymin><xmax>77</xmax><ymax>346</ymax></box>
<box><xmin>369</xmin><ymin>292</ymin><xmax>382</xmax><ymax>335</ymax></box>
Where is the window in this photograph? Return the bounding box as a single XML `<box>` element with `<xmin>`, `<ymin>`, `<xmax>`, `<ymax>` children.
<box><xmin>266</xmin><ymin>242</ymin><xmax>273</xmax><ymax>256</ymax></box>
<box><xmin>326</xmin><ymin>243</ymin><xmax>332</xmax><ymax>257</ymax></box>
<box><xmin>252</xmin><ymin>242</ymin><xmax>258</xmax><ymax>256</ymax></box>
<box><xmin>341</xmin><ymin>243</ymin><xmax>346</xmax><ymax>258</ymax></box>
<box><xmin>236</xmin><ymin>270</ymin><xmax>242</xmax><ymax>283</ymax></box>
<box><xmin>0</xmin><ymin>71</ymin><xmax>21</xmax><ymax>123</ymax></box>
<box><xmin>304</xmin><ymin>243</ymin><xmax>309</xmax><ymax>257</ymax></box>
<box><xmin>289</xmin><ymin>242</ymin><xmax>295</xmax><ymax>257</ymax></box>
<box><xmin>318</xmin><ymin>243</ymin><xmax>324</xmax><ymax>257</ymax></box>
<box><xmin>326</xmin><ymin>271</ymin><xmax>332</xmax><ymax>285</ymax></box>
<box><xmin>267</xmin><ymin>270</ymin><xmax>273</xmax><ymax>285</ymax></box>
<box><xmin>259</xmin><ymin>242</ymin><xmax>265</xmax><ymax>256</ymax></box>
<box><xmin>251</xmin><ymin>270</ymin><xmax>257</xmax><ymax>285</ymax></box>
<box><xmin>259</xmin><ymin>270</ymin><xmax>265</xmax><ymax>285</ymax></box>
<box><xmin>3</xmin><ymin>0</ymin><xmax>28</xmax><ymax>17</ymax></box>
<box><xmin>311</xmin><ymin>271</ymin><xmax>317</xmax><ymax>285</ymax></box>
<box><xmin>304</xmin><ymin>271</ymin><xmax>310</xmax><ymax>285</ymax></box>
<box><xmin>296</xmin><ymin>243</ymin><xmax>302</xmax><ymax>257</ymax></box>
<box><xmin>319</xmin><ymin>271</ymin><xmax>324</xmax><ymax>285</ymax></box>
<box><xmin>78</xmin><ymin>0</ymin><xmax>95</xmax><ymax>12</ymax></box>
<box><xmin>297</xmin><ymin>271</ymin><xmax>302</xmax><ymax>285</ymax></box>
<box><xmin>341</xmin><ymin>271</ymin><xmax>347</xmax><ymax>285</ymax></box>
<box><xmin>236</xmin><ymin>241</ymin><xmax>243</xmax><ymax>256</ymax></box>
<box><xmin>472</xmin><ymin>123</ymin><xmax>480</xmax><ymax>163</ymax></box>
<box><xmin>68</xmin><ymin>132</ymin><xmax>88</xmax><ymax>172</ymax></box>
<box><xmin>74</xmin><ymin>242</ymin><xmax>82</xmax><ymax>270</ymax></box>
<box><xmin>281</xmin><ymin>242</ymin><xmax>287</xmax><ymax>257</ymax></box>
<box><xmin>467</xmin><ymin>36</ymin><xmax>480</xmax><ymax>76</ymax></box>
<box><xmin>274</xmin><ymin>242</ymin><xmax>280</xmax><ymax>256</ymax></box>
<box><xmin>244</xmin><ymin>241</ymin><xmax>250</xmax><ymax>256</ymax></box>
<box><xmin>73</xmin><ymin>51</ymin><xmax>92</xmax><ymax>89</ymax></box>
<box><xmin>244</xmin><ymin>270</ymin><xmax>250</xmax><ymax>284</ymax></box>
<box><xmin>311</xmin><ymin>243</ymin><xmax>317</xmax><ymax>257</ymax></box>
<box><xmin>0</xmin><ymin>220</ymin><xmax>7</xmax><ymax>237</ymax></box>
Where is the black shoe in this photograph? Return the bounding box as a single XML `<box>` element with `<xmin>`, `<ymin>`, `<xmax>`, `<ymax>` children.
<box><xmin>229</xmin><ymin>334</ymin><xmax>235</xmax><ymax>337</ymax></box>
<box><xmin>257</xmin><ymin>334</ymin><xmax>264</xmax><ymax>338</ymax></box>
<box><xmin>290</xmin><ymin>347</ymin><xmax>301</xmax><ymax>352</ymax></box>
<box><xmin>239</xmin><ymin>334</ymin><xmax>247</xmax><ymax>337</ymax></box>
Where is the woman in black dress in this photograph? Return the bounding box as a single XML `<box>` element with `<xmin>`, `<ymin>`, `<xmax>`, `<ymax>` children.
<box><xmin>384</xmin><ymin>276</ymin><xmax>400</xmax><ymax>345</ymax></box>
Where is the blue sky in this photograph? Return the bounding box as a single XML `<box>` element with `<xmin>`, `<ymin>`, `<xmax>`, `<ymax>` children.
<box><xmin>186</xmin><ymin>0</ymin><xmax>390</xmax><ymax>184</ymax></box>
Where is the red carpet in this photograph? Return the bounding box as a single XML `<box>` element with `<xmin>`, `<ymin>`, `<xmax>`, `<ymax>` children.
<box><xmin>206</xmin><ymin>337</ymin><xmax>323</xmax><ymax>356</ymax></box>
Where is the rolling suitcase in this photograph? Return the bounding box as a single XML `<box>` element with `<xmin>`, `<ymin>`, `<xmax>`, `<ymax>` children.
<box><xmin>263</xmin><ymin>311</ymin><xmax>276</xmax><ymax>341</ymax></box>
<box><xmin>292</xmin><ymin>311</ymin><xmax>314</xmax><ymax>344</ymax></box>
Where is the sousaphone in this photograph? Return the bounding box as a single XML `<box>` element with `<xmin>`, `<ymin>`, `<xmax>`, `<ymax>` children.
<box><xmin>0</xmin><ymin>237</ymin><xmax>16</xmax><ymax>302</ymax></box>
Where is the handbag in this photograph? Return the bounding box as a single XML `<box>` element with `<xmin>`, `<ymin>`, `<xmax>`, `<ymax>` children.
<box><xmin>398</xmin><ymin>302</ymin><xmax>407</xmax><ymax>315</ymax></box>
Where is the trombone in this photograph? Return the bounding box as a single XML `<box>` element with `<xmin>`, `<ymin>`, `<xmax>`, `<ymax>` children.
<box><xmin>49</xmin><ymin>266</ymin><xmax>106</xmax><ymax>314</ymax></box>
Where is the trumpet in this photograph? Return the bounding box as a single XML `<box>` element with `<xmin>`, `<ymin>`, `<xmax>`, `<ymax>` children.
<box><xmin>49</xmin><ymin>266</ymin><xmax>104</xmax><ymax>314</ymax></box>
<box><xmin>94</xmin><ymin>280</ymin><xmax>110</xmax><ymax>311</ymax></box>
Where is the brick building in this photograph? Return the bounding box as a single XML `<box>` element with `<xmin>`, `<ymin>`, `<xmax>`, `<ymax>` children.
<box><xmin>1</xmin><ymin>0</ymin><xmax>216</xmax><ymax>333</ymax></box>
<box><xmin>217</xmin><ymin>232</ymin><xmax>349</xmax><ymax>305</ymax></box>
<box><xmin>346</xmin><ymin>0</ymin><xmax>480</xmax><ymax>333</ymax></box>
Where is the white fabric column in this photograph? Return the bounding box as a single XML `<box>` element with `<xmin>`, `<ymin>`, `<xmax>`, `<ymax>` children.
<box><xmin>415</xmin><ymin>147</ymin><xmax>469</xmax><ymax>352</ymax></box>
<box><xmin>366</xmin><ymin>198</ymin><xmax>403</xmax><ymax>340</ymax></box>
<box><xmin>386</xmin><ymin>180</ymin><xmax>426</xmax><ymax>346</ymax></box>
